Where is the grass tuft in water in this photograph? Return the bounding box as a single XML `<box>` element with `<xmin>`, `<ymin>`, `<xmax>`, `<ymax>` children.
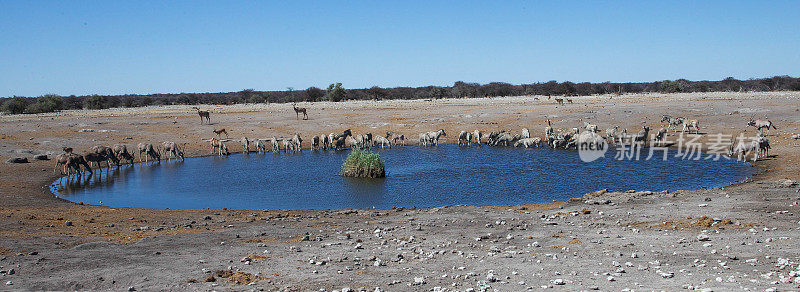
<box><xmin>341</xmin><ymin>148</ymin><xmax>386</xmax><ymax>178</ymax></box>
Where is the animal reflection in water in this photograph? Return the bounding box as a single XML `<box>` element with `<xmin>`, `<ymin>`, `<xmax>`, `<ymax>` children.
<box><xmin>56</xmin><ymin>161</ymin><xmax>184</xmax><ymax>196</ymax></box>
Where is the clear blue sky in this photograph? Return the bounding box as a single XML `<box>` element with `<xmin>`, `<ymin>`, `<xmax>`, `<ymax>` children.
<box><xmin>1</xmin><ymin>1</ymin><xmax>798</xmax><ymax>97</ymax></box>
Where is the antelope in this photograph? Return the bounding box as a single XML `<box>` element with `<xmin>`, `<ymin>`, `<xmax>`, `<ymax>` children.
<box><xmin>112</xmin><ymin>144</ymin><xmax>135</xmax><ymax>164</ymax></box>
<box><xmin>293</xmin><ymin>103</ymin><xmax>308</xmax><ymax>120</ymax></box>
<box><xmin>730</xmin><ymin>137</ymin><xmax>760</xmax><ymax>162</ymax></box>
<box><xmin>162</xmin><ymin>141</ymin><xmax>185</xmax><ymax>160</ymax></box>
<box><xmin>193</xmin><ymin>107</ymin><xmax>210</xmax><ymax>124</ymax></box>
<box><xmin>747</xmin><ymin>117</ymin><xmax>777</xmax><ymax>136</ymax></box>
<box><xmin>213</xmin><ymin>128</ymin><xmax>229</xmax><ymax>138</ymax></box>
<box><xmin>566</xmin><ymin>99</ymin><xmax>573</xmax><ymax>104</ymax></box>
<box><xmin>555</xmin><ymin>98</ymin><xmax>564</xmax><ymax>105</ymax></box>
<box><xmin>91</xmin><ymin>145</ymin><xmax>119</xmax><ymax>167</ymax></box>
<box><xmin>138</xmin><ymin>143</ymin><xmax>161</xmax><ymax>163</ymax></box>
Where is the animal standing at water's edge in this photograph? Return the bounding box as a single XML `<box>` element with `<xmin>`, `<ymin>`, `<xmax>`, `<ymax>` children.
<box><xmin>682</xmin><ymin>119</ymin><xmax>700</xmax><ymax>134</ymax></box>
<box><xmin>162</xmin><ymin>141</ymin><xmax>185</xmax><ymax>161</ymax></box>
<box><xmin>193</xmin><ymin>107</ymin><xmax>210</xmax><ymax>124</ymax></box>
<box><xmin>137</xmin><ymin>143</ymin><xmax>161</xmax><ymax>163</ymax></box>
<box><xmin>293</xmin><ymin>103</ymin><xmax>308</xmax><ymax>120</ymax></box>
<box><xmin>112</xmin><ymin>144</ymin><xmax>135</xmax><ymax>164</ymax></box>
<box><xmin>747</xmin><ymin>117</ymin><xmax>777</xmax><ymax>136</ymax></box>
<box><xmin>209</xmin><ymin>138</ymin><xmax>229</xmax><ymax>156</ymax></box>
<box><xmin>241</xmin><ymin>137</ymin><xmax>250</xmax><ymax>154</ymax></box>
<box><xmin>91</xmin><ymin>145</ymin><xmax>119</xmax><ymax>167</ymax></box>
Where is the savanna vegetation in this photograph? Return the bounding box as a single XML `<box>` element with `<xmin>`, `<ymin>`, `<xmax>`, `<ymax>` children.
<box><xmin>3</xmin><ymin>76</ymin><xmax>800</xmax><ymax>114</ymax></box>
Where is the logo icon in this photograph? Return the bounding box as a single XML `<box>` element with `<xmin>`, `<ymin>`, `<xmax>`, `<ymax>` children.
<box><xmin>577</xmin><ymin>132</ymin><xmax>609</xmax><ymax>162</ymax></box>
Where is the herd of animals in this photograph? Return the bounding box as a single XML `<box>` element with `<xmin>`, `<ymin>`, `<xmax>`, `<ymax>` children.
<box><xmin>52</xmin><ymin>106</ymin><xmax>786</xmax><ymax>182</ymax></box>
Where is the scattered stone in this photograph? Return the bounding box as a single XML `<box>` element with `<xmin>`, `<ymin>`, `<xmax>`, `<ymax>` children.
<box><xmin>33</xmin><ymin>154</ymin><xmax>49</xmax><ymax>160</ymax></box>
<box><xmin>5</xmin><ymin>157</ymin><xmax>28</xmax><ymax>164</ymax></box>
<box><xmin>412</xmin><ymin>277</ymin><xmax>425</xmax><ymax>286</ymax></box>
<box><xmin>697</xmin><ymin>234</ymin><xmax>710</xmax><ymax>242</ymax></box>
<box><xmin>65</xmin><ymin>221</ymin><xmax>73</xmax><ymax>226</ymax></box>
<box><xmin>553</xmin><ymin>279</ymin><xmax>565</xmax><ymax>285</ymax></box>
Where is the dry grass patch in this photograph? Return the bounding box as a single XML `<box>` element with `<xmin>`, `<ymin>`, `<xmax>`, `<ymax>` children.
<box><xmin>215</xmin><ymin>270</ymin><xmax>262</xmax><ymax>285</ymax></box>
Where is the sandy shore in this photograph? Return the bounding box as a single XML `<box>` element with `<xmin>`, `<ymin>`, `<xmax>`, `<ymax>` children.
<box><xmin>1</xmin><ymin>92</ymin><xmax>799</xmax><ymax>290</ymax></box>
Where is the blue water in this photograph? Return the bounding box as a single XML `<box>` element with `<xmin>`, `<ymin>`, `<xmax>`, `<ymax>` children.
<box><xmin>52</xmin><ymin>145</ymin><xmax>755</xmax><ymax>210</ymax></box>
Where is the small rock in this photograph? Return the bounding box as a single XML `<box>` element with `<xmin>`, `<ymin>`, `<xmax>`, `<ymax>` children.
<box><xmin>5</xmin><ymin>157</ymin><xmax>28</xmax><ymax>164</ymax></box>
<box><xmin>553</xmin><ymin>279</ymin><xmax>565</xmax><ymax>285</ymax></box>
<box><xmin>413</xmin><ymin>277</ymin><xmax>425</xmax><ymax>286</ymax></box>
<box><xmin>697</xmin><ymin>234</ymin><xmax>710</xmax><ymax>242</ymax></box>
<box><xmin>33</xmin><ymin>154</ymin><xmax>49</xmax><ymax>160</ymax></box>
<box><xmin>65</xmin><ymin>221</ymin><xmax>73</xmax><ymax>226</ymax></box>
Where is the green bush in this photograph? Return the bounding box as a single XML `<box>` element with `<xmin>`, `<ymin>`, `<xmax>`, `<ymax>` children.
<box><xmin>327</xmin><ymin>83</ymin><xmax>346</xmax><ymax>102</ymax></box>
<box><xmin>84</xmin><ymin>95</ymin><xmax>107</xmax><ymax>109</ymax></box>
<box><xmin>1</xmin><ymin>96</ymin><xmax>29</xmax><ymax>114</ymax></box>
<box><xmin>24</xmin><ymin>94</ymin><xmax>64</xmax><ymax>113</ymax></box>
<box><xmin>341</xmin><ymin>148</ymin><xmax>385</xmax><ymax>178</ymax></box>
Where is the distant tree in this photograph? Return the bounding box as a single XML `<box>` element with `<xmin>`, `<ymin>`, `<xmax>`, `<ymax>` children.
<box><xmin>1</xmin><ymin>96</ymin><xmax>28</xmax><ymax>114</ymax></box>
<box><xmin>25</xmin><ymin>94</ymin><xmax>64</xmax><ymax>113</ymax></box>
<box><xmin>659</xmin><ymin>80</ymin><xmax>681</xmax><ymax>93</ymax></box>
<box><xmin>367</xmin><ymin>86</ymin><xmax>386</xmax><ymax>100</ymax></box>
<box><xmin>326</xmin><ymin>83</ymin><xmax>345</xmax><ymax>102</ymax></box>
<box><xmin>430</xmin><ymin>86</ymin><xmax>448</xmax><ymax>99</ymax></box>
<box><xmin>305</xmin><ymin>87</ymin><xmax>324</xmax><ymax>102</ymax></box>
<box><xmin>239</xmin><ymin>89</ymin><xmax>255</xmax><ymax>103</ymax></box>
<box><xmin>84</xmin><ymin>95</ymin><xmax>106</xmax><ymax>109</ymax></box>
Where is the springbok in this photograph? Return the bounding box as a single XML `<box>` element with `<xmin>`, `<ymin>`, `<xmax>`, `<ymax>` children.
<box><xmin>747</xmin><ymin>118</ymin><xmax>777</xmax><ymax>136</ymax></box>
<box><xmin>162</xmin><ymin>141</ymin><xmax>185</xmax><ymax>161</ymax></box>
<box><xmin>555</xmin><ymin>98</ymin><xmax>564</xmax><ymax>105</ymax></box>
<box><xmin>213</xmin><ymin>128</ymin><xmax>229</xmax><ymax>138</ymax></box>
<box><xmin>293</xmin><ymin>103</ymin><xmax>308</xmax><ymax>120</ymax></box>
<box><xmin>210</xmin><ymin>138</ymin><xmax>229</xmax><ymax>156</ymax></box>
<box><xmin>138</xmin><ymin>143</ymin><xmax>161</xmax><ymax>163</ymax></box>
<box><xmin>193</xmin><ymin>107</ymin><xmax>210</xmax><ymax>124</ymax></box>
